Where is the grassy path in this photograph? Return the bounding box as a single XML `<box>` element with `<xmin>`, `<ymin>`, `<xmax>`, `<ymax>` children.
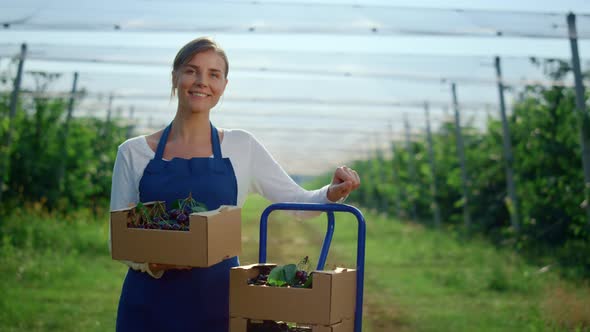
<box><xmin>242</xmin><ymin>196</ymin><xmax>589</xmax><ymax>332</ymax></box>
<box><xmin>0</xmin><ymin>197</ymin><xmax>588</xmax><ymax>331</ymax></box>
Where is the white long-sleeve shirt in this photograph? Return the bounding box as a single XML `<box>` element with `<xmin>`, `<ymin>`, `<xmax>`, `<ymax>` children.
<box><xmin>110</xmin><ymin>128</ymin><xmax>338</xmax><ymax>278</ymax></box>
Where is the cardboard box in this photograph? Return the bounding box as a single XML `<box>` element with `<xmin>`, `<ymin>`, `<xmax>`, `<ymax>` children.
<box><xmin>230</xmin><ymin>317</ymin><xmax>353</xmax><ymax>332</ymax></box>
<box><xmin>110</xmin><ymin>202</ymin><xmax>241</xmax><ymax>267</ymax></box>
<box><xmin>230</xmin><ymin>264</ymin><xmax>356</xmax><ymax>326</ymax></box>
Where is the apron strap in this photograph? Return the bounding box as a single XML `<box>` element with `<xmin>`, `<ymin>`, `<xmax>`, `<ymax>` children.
<box><xmin>154</xmin><ymin>122</ymin><xmax>222</xmax><ymax>160</ymax></box>
<box><xmin>154</xmin><ymin>123</ymin><xmax>172</xmax><ymax>160</ymax></box>
<box><xmin>210</xmin><ymin>123</ymin><xmax>222</xmax><ymax>159</ymax></box>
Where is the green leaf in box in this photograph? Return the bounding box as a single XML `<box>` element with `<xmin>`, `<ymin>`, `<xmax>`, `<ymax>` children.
<box><xmin>268</xmin><ymin>264</ymin><xmax>297</xmax><ymax>287</ymax></box>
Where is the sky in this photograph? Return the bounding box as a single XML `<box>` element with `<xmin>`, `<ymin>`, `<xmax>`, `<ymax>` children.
<box><xmin>1</xmin><ymin>0</ymin><xmax>590</xmax><ymax>176</ymax></box>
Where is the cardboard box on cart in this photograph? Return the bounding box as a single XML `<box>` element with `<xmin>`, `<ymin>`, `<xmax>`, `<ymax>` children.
<box><xmin>110</xmin><ymin>202</ymin><xmax>241</xmax><ymax>267</ymax></box>
<box><xmin>230</xmin><ymin>317</ymin><xmax>354</xmax><ymax>332</ymax></box>
<box><xmin>229</xmin><ymin>263</ymin><xmax>356</xmax><ymax>331</ymax></box>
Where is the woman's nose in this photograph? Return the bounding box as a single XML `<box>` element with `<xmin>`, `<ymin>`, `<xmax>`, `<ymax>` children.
<box><xmin>193</xmin><ymin>72</ymin><xmax>207</xmax><ymax>86</ymax></box>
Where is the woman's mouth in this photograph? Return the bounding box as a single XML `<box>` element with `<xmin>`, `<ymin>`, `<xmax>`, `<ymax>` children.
<box><xmin>189</xmin><ymin>91</ymin><xmax>209</xmax><ymax>97</ymax></box>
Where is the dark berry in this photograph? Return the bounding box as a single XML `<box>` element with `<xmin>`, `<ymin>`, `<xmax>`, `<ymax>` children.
<box><xmin>169</xmin><ymin>209</ymin><xmax>180</xmax><ymax>219</ymax></box>
<box><xmin>295</xmin><ymin>271</ymin><xmax>303</xmax><ymax>279</ymax></box>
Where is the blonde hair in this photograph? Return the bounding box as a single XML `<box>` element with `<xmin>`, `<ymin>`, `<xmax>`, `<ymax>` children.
<box><xmin>170</xmin><ymin>37</ymin><xmax>229</xmax><ymax>97</ymax></box>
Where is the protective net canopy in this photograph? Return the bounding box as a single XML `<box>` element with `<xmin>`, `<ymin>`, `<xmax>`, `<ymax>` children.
<box><xmin>0</xmin><ymin>42</ymin><xmax>581</xmax><ymax>104</ymax></box>
<box><xmin>1</xmin><ymin>0</ymin><xmax>590</xmax><ymax>39</ymax></box>
<box><xmin>1</xmin><ymin>1</ymin><xmax>589</xmax><ymax>174</ymax></box>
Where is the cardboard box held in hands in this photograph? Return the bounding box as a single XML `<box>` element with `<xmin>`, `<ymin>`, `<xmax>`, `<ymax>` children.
<box><xmin>110</xmin><ymin>202</ymin><xmax>241</xmax><ymax>267</ymax></box>
<box><xmin>229</xmin><ymin>263</ymin><xmax>356</xmax><ymax>331</ymax></box>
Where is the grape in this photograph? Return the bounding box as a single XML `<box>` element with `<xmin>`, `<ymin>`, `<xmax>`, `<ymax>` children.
<box><xmin>169</xmin><ymin>209</ymin><xmax>180</xmax><ymax>219</ymax></box>
<box><xmin>300</xmin><ymin>271</ymin><xmax>307</xmax><ymax>281</ymax></box>
<box><xmin>126</xmin><ymin>196</ymin><xmax>209</xmax><ymax>231</ymax></box>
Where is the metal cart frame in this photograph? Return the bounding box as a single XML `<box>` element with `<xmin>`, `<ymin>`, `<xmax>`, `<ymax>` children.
<box><xmin>258</xmin><ymin>203</ymin><xmax>366</xmax><ymax>332</ymax></box>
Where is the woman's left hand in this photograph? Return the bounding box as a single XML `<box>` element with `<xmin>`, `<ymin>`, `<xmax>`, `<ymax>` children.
<box><xmin>327</xmin><ymin>166</ymin><xmax>361</xmax><ymax>202</ymax></box>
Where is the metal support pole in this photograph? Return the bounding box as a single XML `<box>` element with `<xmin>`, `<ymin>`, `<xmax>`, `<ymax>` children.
<box><xmin>567</xmin><ymin>12</ymin><xmax>590</xmax><ymax>224</ymax></box>
<box><xmin>495</xmin><ymin>56</ymin><xmax>520</xmax><ymax>231</ymax></box>
<box><xmin>375</xmin><ymin>133</ymin><xmax>387</xmax><ymax>211</ymax></box>
<box><xmin>451</xmin><ymin>83</ymin><xmax>472</xmax><ymax>228</ymax></box>
<box><xmin>65</xmin><ymin>72</ymin><xmax>79</xmax><ymax>126</ymax></box>
<box><xmin>0</xmin><ymin>43</ymin><xmax>27</xmax><ymax>202</ymax></box>
<box><xmin>92</xmin><ymin>93</ymin><xmax>114</xmax><ymax>216</ymax></box>
<box><xmin>404</xmin><ymin>115</ymin><xmax>418</xmax><ymax>220</ymax></box>
<box><xmin>58</xmin><ymin>72</ymin><xmax>79</xmax><ymax>190</ymax></box>
<box><xmin>7</xmin><ymin>44</ymin><xmax>26</xmax><ymax>123</ymax></box>
<box><xmin>104</xmin><ymin>93</ymin><xmax>114</xmax><ymax>139</ymax></box>
<box><xmin>106</xmin><ymin>94</ymin><xmax>113</xmax><ymax>124</ymax></box>
<box><xmin>424</xmin><ymin>102</ymin><xmax>442</xmax><ymax>228</ymax></box>
<box><xmin>362</xmin><ymin>135</ymin><xmax>374</xmax><ymax>206</ymax></box>
<box><xmin>389</xmin><ymin>123</ymin><xmax>403</xmax><ymax>218</ymax></box>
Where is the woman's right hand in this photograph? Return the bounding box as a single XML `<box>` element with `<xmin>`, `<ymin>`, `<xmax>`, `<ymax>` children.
<box><xmin>148</xmin><ymin>263</ymin><xmax>192</xmax><ymax>273</ymax></box>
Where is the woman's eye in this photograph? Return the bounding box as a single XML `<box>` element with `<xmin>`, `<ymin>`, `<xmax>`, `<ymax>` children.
<box><xmin>211</xmin><ymin>73</ymin><xmax>219</xmax><ymax>78</ymax></box>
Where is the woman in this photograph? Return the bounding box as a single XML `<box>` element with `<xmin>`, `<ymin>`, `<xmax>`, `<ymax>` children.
<box><xmin>110</xmin><ymin>37</ymin><xmax>360</xmax><ymax>332</ymax></box>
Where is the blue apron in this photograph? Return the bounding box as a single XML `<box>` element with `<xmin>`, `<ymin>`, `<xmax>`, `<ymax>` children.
<box><xmin>116</xmin><ymin>122</ymin><xmax>238</xmax><ymax>332</ymax></box>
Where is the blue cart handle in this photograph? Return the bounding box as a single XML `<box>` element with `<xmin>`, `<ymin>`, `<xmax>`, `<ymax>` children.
<box><xmin>258</xmin><ymin>202</ymin><xmax>366</xmax><ymax>332</ymax></box>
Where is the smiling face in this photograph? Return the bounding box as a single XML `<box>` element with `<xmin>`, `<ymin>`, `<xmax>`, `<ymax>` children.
<box><xmin>173</xmin><ymin>50</ymin><xmax>228</xmax><ymax>114</ymax></box>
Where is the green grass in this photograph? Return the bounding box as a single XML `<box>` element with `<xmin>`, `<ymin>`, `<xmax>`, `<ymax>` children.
<box><xmin>0</xmin><ymin>197</ymin><xmax>588</xmax><ymax>331</ymax></box>
<box><xmin>0</xmin><ymin>207</ymin><xmax>127</xmax><ymax>332</ymax></box>
<box><xmin>241</xmin><ymin>197</ymin><xmax>589</xmax><ymax>332</ymax></box>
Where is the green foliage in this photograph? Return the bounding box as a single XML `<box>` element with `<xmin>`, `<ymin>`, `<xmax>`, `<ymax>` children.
<box><xmin>314</xmin><ymin>67</ymin><xmax>590</xmax><ymax>279</ymax></box>
<box><xmin>0</xmin><ymin>74</ymin><xmax>128</xmax><ymax>212</ymax></box>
